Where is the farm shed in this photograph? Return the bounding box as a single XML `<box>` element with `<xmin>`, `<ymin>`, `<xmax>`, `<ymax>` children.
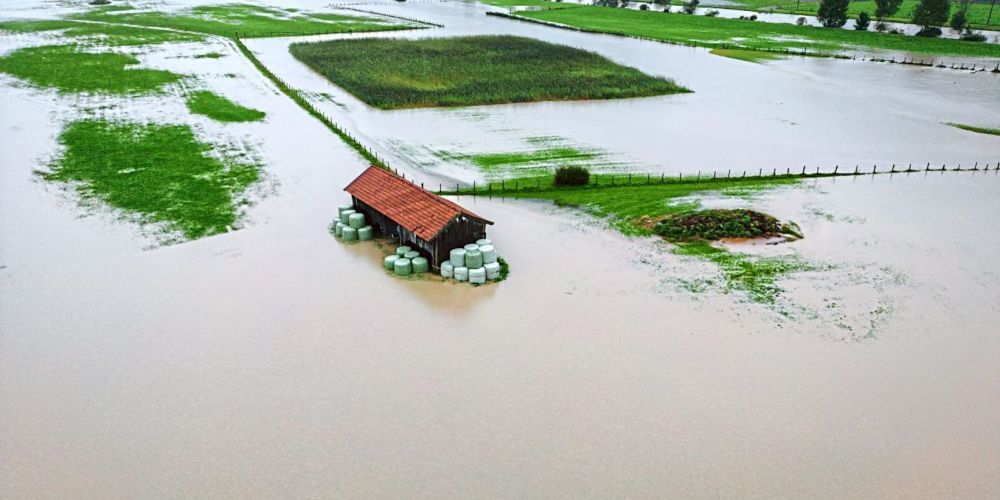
<box><xmin>344</xmin><ymin>166</ymin><xmax>493</xmax><ymax>269</ymax></box>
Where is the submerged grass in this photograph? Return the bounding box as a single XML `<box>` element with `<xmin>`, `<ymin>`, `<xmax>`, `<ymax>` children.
<box><xmin>42</xmin><ymin>120</ymin><xmax>261</xmax><ymax>240</ymax></box>
<box><xmin>73</xmin><ymin>3</ymin><xmax>411</xmax><ymax>38</ymax></box>
<box><xmin>946</xmin><ymin>122</ymin><xmax>1000</xmax><ymax>137</ymax></box>
<box><xmin>710</xmin><ymin>48</ymin><xmax>785</xmax><ymax>62</ymax></box>
<box><xmin>289</xmin><ymin>35</ymin><xmax>688</xmax><ymax>109</ymax></box>
<box><xmin>519</xmin><ymin>6</ymin><xmax>1000</xmax><ymax>57</ymax></box>
<box><xmin>0</xmin><ymin>44</ymin><xmax>182</xmax><ymax>94</ymax></box>
<box><xmin>674</xmin><ymin>241</ymin><xmax>816</xmax><ymax>304</ymax></box>
<box><xmin>186</xmin><ymin>91</ymin><xmax>266</xmax><ymax>122</ymax></box>
<box><xmin>0</xmin><ymin>19</ymin><xmax>204</xmax><ymax>45</ymax></box>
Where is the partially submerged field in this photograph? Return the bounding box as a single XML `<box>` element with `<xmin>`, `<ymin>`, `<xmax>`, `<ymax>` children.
<box><xmin>289</xmin><ymin>35</ymin><xmax>688</xmax><ymax>109</ymax></box>
<box><xmin>517</xmin><ymin>6</ymin><xmax>1000</xmax><ymax>57</ymax></box>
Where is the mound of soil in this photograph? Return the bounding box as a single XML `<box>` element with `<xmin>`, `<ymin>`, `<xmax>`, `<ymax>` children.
<box><xmin>654</xmin><ymin>209</ymin><xmax>800</xmax><ymax>242</ymax></box>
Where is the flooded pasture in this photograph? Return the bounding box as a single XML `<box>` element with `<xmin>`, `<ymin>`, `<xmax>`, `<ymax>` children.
<box><xmin>2</xmin><ymin>0</ymin><xmax>1000</xmax><ymax>498</ymax></box>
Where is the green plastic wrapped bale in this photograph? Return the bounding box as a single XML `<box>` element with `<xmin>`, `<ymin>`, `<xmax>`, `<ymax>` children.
<box><xmin>476</xmin><ymin>239</ymin><xmax>492</xmax><ymax>246</ymax></box>
<box><xmin>469</xmin><ymin>267</ymin><xmax>486</xmax><ymax>284</ymax></box>
<box><xmin>411</xmin><ymin>257</ymin><xmax>429</xmax><ymax>274</ymax></box>
<box><xmin>337</xmin><ymin>204</ymin><xmax>352</xmax><ymax>216</ymax></box>
<box><xmin>334</xmin><ymin>222</ymin><xmax>344</xmax><ymax>237</ymax></box>
<box><xmin>484</xmin><ymin>262</ymin><xmax>501</xmax><ymax>280</ymax></box>
<box><xmin>479</xmin><ymin>244</ymin><xmax>497</xmax><ymax>264</ymax></box>
<box><xmin>348</xmin><ymin>212</ymin><xmax>365</xmax><ymax>229</ymax></box>
<box><xmin>463</xmin><ymin>243</ymin><xmax>479</xmax><ymax>252</ymax></box>
<box><xmin>358</xmin><ymin>226</ymin><xmax>373</xmax><ymax>241</ymax></box>
<box><xmin>384</xmin><ymin>254</ymin><xmax>399</xmax><ymax>270</ymax></box>
<box><xmin>396</xmin><ymin>246</ymin><xmax>412</xmax><ymax>256</ymax></box>
<box><xmin>403</xmin><ymin>250</ymin><xmax>420</xmax><ymax>260</ymax></box>
<box><xmin>449</xmin><ymin>248</ymin><xmax>466</xmax><ymax>268</ymax></box>
<box><xmin>340</xmin><ymin>209</ymin><xmax>356</xmax><ymax>225</ymax></box>
<box><xmin>394</xmin><ymin>257</ymin><xmax>412</xmax><ymax>276</ymax></box>
<box><xmin>465</xmin><ymin>250</ymin><xmax>483</xmax><ymax>269</ymax></box>
<box><xmin>454</xmin><ymin>266</ymin><xmax>469</xmax><ymax>282</ymax></box>
<box><xmin>341</xmin><ymin>226</ymin><xmax>358</xmax><ymax>241</ymax></box>
<box><xmin>441</xmin><ymin>261</ymin><xmax>454</xmax><ymax>278</ymax></box>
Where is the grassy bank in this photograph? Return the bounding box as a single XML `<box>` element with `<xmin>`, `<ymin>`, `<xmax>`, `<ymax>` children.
<box><xmin>0</xmin><ymin>44</ymin><xmax>182</xmax><ymax>94</ymax></box>
<box><xmin>518</xmin><ymin>6</ymin><xmax>1000</xmax><ymax>57</ymax></box>
<box><xmin>947</xmin><ymin>122</ymin><xmax>1000</xmax><ymax>136</ymax></box>
<box><xmin>710</xmin><ymin>47</ymin><xmax>786</xmax><ymax>62</ymax></box>
<box><xmin>73</xmin><ymin>4</ymin><xmax>413</xmax><ymax>38</ymax></box>
<box><xmin>186</xmin><ymin>91</ymin><xmax>266</xmax><ymax>122</ymax></box>
<box><xmin>289</xmin><ymin>35</ymin><xmax>688</xmax><ymax>109</ymax></box>
<box><xmin>42</xmin><ymin>120</ymin><xmax>261</xmax><ymax>240</ymax></box>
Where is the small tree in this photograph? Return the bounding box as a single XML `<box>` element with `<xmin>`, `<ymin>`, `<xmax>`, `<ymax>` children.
<box><xmin>912</xmin><ymin>0</ymin><xmax>951</xmax><ymax>34</ymax></box>
<box><xmin>817</xmin><ymin>0</ymin><xmax>850</xmax><ymax>27</ymax></box>
<box><xmin>682</xmin><ymin>0</ymin><xmax>700</xmax><ymax>14</ymax></box>
<box><xmin>950</xmin><ymin>9</ymin><xmax>967</xmax><ymax>29</ymax></box>
<box><xmin>874</xmin><ymin>0</ymin><xmax>904</xmax><ymax>24</ymax></box>
<box><xmin>593</xmin><ymin>0</ymin><xmax>623</xmax><ymax>7</ymax></box>
<box><xmin>554</xmin><ymin>166</ymin><xmax>590</xmax><ymax>186</ymax></box>
<box><xmin>854</xmin><ymin>11</ymin><xmax>872</xmax><ymax>29</ymax></box>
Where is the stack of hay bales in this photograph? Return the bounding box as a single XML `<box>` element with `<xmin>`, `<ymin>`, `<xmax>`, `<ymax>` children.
<box><xmin>385</xmin><ymin>245</ymin><xmax>429</xmax><ymax>277</ymax></box>
<box><xmin>443</xmin><ymin>239</ymin><xmax>502</xmax><ymax>284</ymax></box>
<box><xmin>333</xmin><ymin>204</ymin><xmax>372</xmax><ymax>241</ymax></box>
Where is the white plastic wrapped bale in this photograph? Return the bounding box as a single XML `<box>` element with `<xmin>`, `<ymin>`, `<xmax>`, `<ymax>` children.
<box><xmin>479</xmin><ymin>244</ymin><xmax>497</xmax><ymax>264</ymax></box>
<box><xmin>396</xmin><ymin>246</ymin><xmax>411</xmax><ymax>256</ymax></box>
<box><xmin>403</xmin><ymin>250</ymin><xmax>420</xmax><ymax>260</ymax></box>
<box><xmin>334</xmin><ymin>222</ymin><xmax>345</xmax><ymax>237</ymax></box>
<box><xmin>465</xmin><ymin>250</ymin><xmax>483</xmax><ymax>269</ymax></box>
<box><xmin>341</xmin><ymin>226</ymin><xmax>358</xmax><ymax>241</ymax></box>
<box><xmin>463</xmin><ymin>243</ymin><xmax>479</xmax><ymax>253</ymax></box>
<box><xmin>449</xmin><ymin>248</ymin><xmax>466</xmax><ymax>268</ymax></box>
<box><xmin>384</xmin><ymin>254</ymin><xmax>399</xmax><ymax>270</ymax></box>
<box><xmin>441</xmin><ymin>261</ymin><xmax>454</xmax><ymax>278</ymax></box>
<box><xmin>454</xmin><ymin>266</ymin><xmax>469</xmax><ymax>282</ymax></box>
<box><xmin>484</xmin><ymin>262</ymin><xmax>501</xmax><ymax>280</ymax></box>
<box><xmin>348</xmin><ymin>212</ymin><xmax>365</xmax><ymax>229</ymax></box>
<box><xmin>337</xmin><ymin>204</ymin><xmax>352</xmax><ymax>217</ymax></box>
<box><xmin>339</xmin><ymin>209</ymin><xmax>356</xmax><ymax>225</ymax></box>
<box><xmin>411</xmin><ymin>257</ymin><xmax>429</xmax><ymax>274</ymax></box>
<box><xmin>394</xmin><ymin>257</ymin><xmax>412</xmax><ymax>276</ymax></box>
<box><xmin>469</xmin><ymin>267</ymin><xmax>486</xmax><ymax>284</ymax></box>
<box><xmin>358</xmin><ymin>226</ymin><xmax>373</xmax><ymax>241</ymax></box>
<box><xmin>476</xmin><ymin>238</ymin><xmax>492</xmax><ymax>246</ymax></box>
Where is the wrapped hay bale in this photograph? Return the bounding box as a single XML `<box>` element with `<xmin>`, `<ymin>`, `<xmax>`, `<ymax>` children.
<box><xmin>465</xmin><ymin>250</ymin><xmax>483</xmax><ymax>269</ymax></box>
<box><xmin>484</xmin><ymin>262</ymin><xmax>501</xmax><ymax>280</ymax></box>
<box><xmin>469</xmin><ymin>267</ymin><xmax>486</xmax><ymax>284</ymax></box>
<box><xmin>403</xmin><ymin>250</ymin><xmax>420</xmax><ymax>260</ymax></box>
<box><xmin>454</xmin><ymin>266</ymin><xmax>469</xmax><ymax>282</ymax></box>
<box><xmin>396</xmin><ymin>246</ymin><xmax>411</xmax><ymax>256</ymax></box>
<box><xmin>463</xmin><ymin>243</ymin><xmax>479</xmax><ymax>253</ymax></box>
<box><xmin>479</xmin><ymin>244</ymin><xmax>497</xmax><ymax>264</ymax></box>
<box><xmin>441</xmin><ymin>261</ymin><xmax>454</xmax><ymax>278</ymax></box>
<box><xmin>384</xmin><ymin>254</ymin><xmax>399</xmax><ymax>270</ymax></box>
<box><xmin>337</xmin><ymin>204</ymin><xmax>353</xmax><ymax>217</ymax></box>
<box><xmin>358</xmin><ymin>226</ymin><xmax>373</xmax><ymax>241</ymax></box>
<box><xmin>340</xmin><ymin>209</ymin><xmax>356</xmax><ymax>225</ymax></box>
<box><xmin>394</xmin><ymin>257</ymin><xmax>412</xmax><ymax>276</ymax></box>
<box><xmin>449</xmin><ymin>248</ymin><xmax>466</xmax><ymax>268</ymax></box>
<box><xmin>341</xmin><ymin>226</ymin><xmax>358</xmax><ymax>241</ymax></box>
<box><xmin>476</xmin><ymin>238</ymin><xmax>492</xmax><ymax>246</ymax></box>
<box><xmin>411</xmin><ymin>257</ymin><xmax>429</xmax><ymax>274</ymax></box>
<box><xmin>348</xmin><ymin>212</ymin><xmax>365</xmax><ymax>229</ymax></box>
<box><xmin>334</xmin><ymin>222</ymin><xmax>345</xmax><ymax>237</ymax></box>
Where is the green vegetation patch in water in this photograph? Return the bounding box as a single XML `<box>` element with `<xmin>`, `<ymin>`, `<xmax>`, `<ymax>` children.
<box><xmin>289</xmin><ymin>35</ymin><xmax>689</xmax><ymax>109</ymax></box>
<box><xmin>186</xmin><ymin>91</ymin><xmax>266</xmax><ymax>122</ymax></box>
<box><xmin>946</xmin><ymin>122</ymin><xmax>1000</xmax><ymax>137</ymax></box>
<box><xmin>0</xmin><ymin>44</ymin><xmax>182</xmax><ymax>94</ymax></box>
<box><xmin>0</xmin><ymin>19</ymin><xmax>204</xmax><ymax>45</ymax></box>
<box><xmin>73</xmin><ymin>4</ymin><xmax>411</xmax><ymax>38</ymax></box>
<box><xmin>710</xmin><ymin>48</ymin><xmax>785</xmax><ymax>63</ymax></box>
<box><xmin>42</xmin><ymin>120</ymin><xmax>261</xmax><ymax>240</ymax></box>
<box><xmin>674</xmin><ymin>241</ymin><xmax>816</xmax><ymax>304</ymax></box>
<box><xmin>654</xmin><ymin>208</ymin><xmax>801</xmax><ymax>241</ymax></box>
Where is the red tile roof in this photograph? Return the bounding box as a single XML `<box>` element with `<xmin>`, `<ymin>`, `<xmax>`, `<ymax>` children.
<box><xmin>344</xmin><ymin>166</ymin><xmax>493</xmax><ymax>241</ymax></box>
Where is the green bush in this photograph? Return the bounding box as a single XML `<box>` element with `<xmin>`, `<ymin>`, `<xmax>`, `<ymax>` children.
<box><xmin>653</xmin><ymin>209</ymin><xmax>792</xmax><ymax>241</ymax></box>
<box><xmin>553</xmin><ymin>165</ymin><xmax>591</xmax><ymax>186</ymax></box>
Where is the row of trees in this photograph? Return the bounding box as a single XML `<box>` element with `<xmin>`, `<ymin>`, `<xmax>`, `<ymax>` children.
<box><xmin>817</xmin><ymin>0</ymin><xmax>981</xmax><ymax>37</ymax></box>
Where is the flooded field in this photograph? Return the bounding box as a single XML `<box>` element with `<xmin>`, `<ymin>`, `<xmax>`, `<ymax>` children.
<box><xmin>2</xmin><ymin>0</ymin><xmax>1000</xmax><ymax>498</ymax></box>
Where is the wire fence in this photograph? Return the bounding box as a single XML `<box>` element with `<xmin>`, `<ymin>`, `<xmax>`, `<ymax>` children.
<box><xmin>328</xmin><ymin>4</ymin><xmax>446</xmax><ymax>27</ymax></box>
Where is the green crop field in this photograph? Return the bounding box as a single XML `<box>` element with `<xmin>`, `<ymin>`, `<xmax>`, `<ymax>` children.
<box><xmin>0</xmin><ymin>45</ymin><xmax>182</xmax><ymax>94</ymax></box>
<box><xmin>289</xmin><ymin>35</ymin><xmax>688</xmax><ymax>109</ymax></box>
<box><xmin>42</xmin><ymin>120</ymin><xmax>261</xmax><ymax>240</ymax></box>
<box><xmin>518</xmin><ymin>6</ymin><xmax>1000</xmax><ymax>57</ymax></box>
<box><xmin>186</xmin><ymin>91</ymin><xmax>266</xmax><ymax>122</ymax></box>
<box><xmin>73</xmin><ymin>4</ymin><xmax>414</xmax><ymax>38</ymax></box>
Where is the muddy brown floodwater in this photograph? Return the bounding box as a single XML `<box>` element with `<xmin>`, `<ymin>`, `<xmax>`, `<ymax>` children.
<box><xmin>2</xmin><ymin>1</ymin><xmax>1000</xmax><ymax>498</ymax></box>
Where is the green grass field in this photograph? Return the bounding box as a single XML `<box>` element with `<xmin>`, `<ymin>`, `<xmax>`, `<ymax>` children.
<box><xmin>519</xmin><ymin>6</ymin><xmax>1000</xmax><ymax>57</ymax></box>
<box><xmin>186</xmin><ymin>91</ymin><xmax>266</xmax><ymax>122</ymax></box>
<box><xmin>0</xmin><ymin>19</ymin><xmax>205</xmax><ymax>45</ymax></box>
<box><xmin>42</xmin><ymin>120</ymin><xmax>261</xmax><ymax>240</ymax></box>
<box><xmin>0</xmin><ymin>45</ymin><xmax>182</xmax><ymax>94</ymax></box>
<box><xmin>289</xmin><ymin>35</ymin><xmax>688</xmax><ymax>109</ymax></box>
<box><xmin>947</xmin><ymin>122</ymin><xmax>1000</xmax><ymax>136</ymax></box>
<box><xmin>73</xmin><ymin>3</ymin><xmax>413</xmax><ymax>38</ymax></box>
<box><xmin>753</xmin><ymin>0</ymin><xmax>1000</xmax><ymax>29</ymax></box>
